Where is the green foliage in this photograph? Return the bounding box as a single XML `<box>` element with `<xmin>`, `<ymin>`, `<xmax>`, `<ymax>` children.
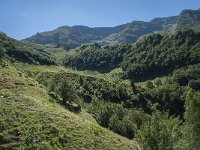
<box><xmin>0</xmin><ymin>33</ymin><xmax>56</xmax><ymax>65</ymax></box>
<box><xmin>48</xmin><ymin>72</ymin><xmax>82</xmax><ymax>112</ymax></box>
<box><xmin>19</xmin><ymin>64</ymin><xmax>200</xmax><ymax>149</ymax></box>
<box><xmin>49</xmin><ymin>72</ymin><xmax>77</xmax><ymax>104</ymax></box>
<box><xmin>64</xmin><ymin>29</ymin><xmax>200</xmax><ymax>82</ymax></box>
<box><xmin>3</xmin><ymin>8</ymin><xmax>200</xmax><ymax>150</ymax></box>
<box><xmin>172</xmin><ymin>64</ymin><xmax>200</xmax><ymax>86</ymax></box>
<box><xmin>22</xmin><ymin>42</ymin><xmax>67</xmax><ymax>64</ymax></box>
<box><xmin>185</xmin><ymin>91</ymin><xmax>200</xmax><ymax>149</ymax></box>
<box><xmin>0</xmin><ymin>66</ymin><xmax>139</xmax><ymax>150</ymax></box>
<box><xmin>89</xmin><ymin>100</ymin><xmax>146</xmax><ymax>139</ymax></box>
<box><xmin>145</xmin><ymin>83</ymin><xmax>186</xmax><ymax>117</ymax></box>
<box><xmin>60</xmin><ymin>80</ymin><xmax>76</xmax><ymax>103</ymax></box>
<box><xmin>135</xmin><ymin>112</ymin><xmax>182</xmax><ymax>150</ymax></box>
<box><xmin>64</xmin><ymin>43</ymin><xmax>130</xmax><ymax>72</ymax></box>
<box><xmin>145</xmin><ymin>81</ymin><xmax>154</xmax><ymax>89</ymax></box>
<box><xmin>89</xmin><ymin>124</ymin><xmax>104</xmax><ymax>136</ymax></box>
<box><xmin>122</xmin><ymin>29</ymin><xmax>200</xmax><ymax>81</ymax></box>
<box><xmin>0</xmin><ymin>47</ymin><xmax>6</xmax><ymax>66</ymax></box>
<box><xmin>22</xmin><ymin>124</ymin><xmax>43</xmax><ymax>149</ymax></box>
<box><xmin>48</xmin><ymin>71</ymin><xmax>132</xmax><ymax>104</ymax></box>
<box><xmin>0</xmin><ymin>47</ymin><xmax>6</xmax><ymax>60</ymax></box>
<box><xmin>188</xmin><ymin>79</ymin><xmax>200</xmax><ymax>91</ymax></box>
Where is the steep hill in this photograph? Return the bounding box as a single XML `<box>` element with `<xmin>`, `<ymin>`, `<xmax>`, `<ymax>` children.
<box><xmin>0</xmin><ymin>32</ymin><xmax>56</xmax><ymax>65</ymax></box>
<box><xmin>176</xmin><ymin>9</ymin><xmax>200</xmax><ymax>29</ymax></box>
<box><xmin>0</xmin><ymin>64</ymin><xmax>141</xmax><ymax>150</ymax></box>
<box><xmin>100</xmin><ymin>21</ymin><xmax>162</xmax><ymax>45</ymax></box>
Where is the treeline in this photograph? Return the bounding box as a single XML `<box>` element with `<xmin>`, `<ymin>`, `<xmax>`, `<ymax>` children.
<box><xmin>64</xmin><ymin>29</ymin><xmax>200</xmax><ymax>81</ymax></box>
<box><xmin>0</xmin><ymin>33</ymin><xmax>56</xmax><ymax>65</ymax></box>
<box><xmin>64</xmin><ymin>43</ymin><xmax>130</xmax><ymax>72</ymax></box>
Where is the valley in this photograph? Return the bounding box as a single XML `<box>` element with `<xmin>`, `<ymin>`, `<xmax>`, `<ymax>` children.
<box><xmin>0</xmin><ymin>8</ymin><xmax>200</xmax><ymax>150</ymax></box>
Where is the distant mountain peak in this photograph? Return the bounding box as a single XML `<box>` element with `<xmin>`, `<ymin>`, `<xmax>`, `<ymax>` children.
<box><xmin>57</xmin><ymin>26</ymin><xmax>70</xmax><ymax>30</ymax></box>
<box><xmin>24</xmin><ymin>8</ymin><xmax>200</xmax><ymax>49</ymax></box>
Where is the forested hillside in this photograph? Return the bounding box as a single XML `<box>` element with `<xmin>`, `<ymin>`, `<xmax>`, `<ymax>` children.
<box><xmin>0</xmin><ymin>33</ymin><xmax>56</xmax><ymax>65</ymax></box>
<box><xmin>121</xmin><ymin>29</ymin><xmax>200</xmax><ymax>80</ymax></box>
<box><xmin>64</xmin><ymin>43</ymin><xmax>130</xmax><ymax>72</ymax></box>
<box><xmin>64</xmin><ymin>29</ymin><xmax>200</xmax><ymax>81</ymax></box>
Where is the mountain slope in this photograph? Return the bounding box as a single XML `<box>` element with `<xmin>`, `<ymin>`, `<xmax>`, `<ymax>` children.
<box><xmin>0</xmin><ymin>32</ymin><xmax>56</xmax><ymax>65</ymax></box>
<box><xmin>121</xmin><ymin>29</ymin><xmax>200</xmax><ymax>80</ymax></box>
<box><xmin>24</xmin><ymin>8</ymin><xmax>200</xmax><ymax>49</ymax></box>
<box><xmin>176</xmin><ymin>9</ymin><xmax>200</xmax><ymax>29</ymax></box>
<box><xmin>150</xmin><ymin>9</ymin><xmax>200</xmax><ymax>31</ymax></box>
<box><xmin>0</xmin><ymin>65</ymin><xmax>140</xmax><ymax>150</ymax></box>
<box><xmin>24</xmin><ymin>24</ymin><xmax>128</xmax><ymax>49</ymax></box>
<box><xmin>100</xmin><ymin>21</ymin><xmax>162</xmax><ymax>45</ymax></box>
<box><xmin>150</xmin><ymin>16</ymin><xmax>177</xmax><ymax>30</ymax></box>
<box><xmin>23</xmin><ymin>21</ymin><xmax>161</xmax><ymax>49</ymax></box>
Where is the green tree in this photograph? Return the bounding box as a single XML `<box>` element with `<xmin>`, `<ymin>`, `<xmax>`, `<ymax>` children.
<box><xmin>185</xmin><ymin>91</ymin><xmax>200</xmax><ymax>149</ymax></box>
<box><xmin>0</xmin><ymin>47</ymin><xmax>5</xmax><ymax>61</ymax></box>
<box><xmin>188</xmin><ymin>80</ymin><xmax>200</xmax><ymax>91</ymax></box>
<box><xmin>60</xmin><ymin>80</ymin><xmax>76</xmax><ymax>103</ymax></box>
<box><xmin>135</xmin><ymin>112</ymin><xmax>181</xmax><ymax>150</ymax></box>
<box><xmin>146</xmin><ymin>80</ymin><xmax>154</xmax><ymax>89</ymax></box>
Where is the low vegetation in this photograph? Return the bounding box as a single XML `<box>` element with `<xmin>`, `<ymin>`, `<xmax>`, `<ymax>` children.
<box><xmin>15</xmin><ymin>62</ymin><xmax>200</xmax><ymax>149</ymax></box>
<box><xmin>0</xmin><ymin>65</ymin><xmax>140</xmax><ymax>150</ymax></box>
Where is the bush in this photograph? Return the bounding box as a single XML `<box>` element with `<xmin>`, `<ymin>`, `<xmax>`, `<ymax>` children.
<box><xmin>188</xmin><ymin>80</ymin><xmax>200</xmax><ymax>91</ymax></box>
<box><xmin>0</xmin><ymin>47</ymin><xmax>6</xmax><ymax>60</ymax></box>
<box><xmin>64</xmin><ymin>101</ymin><xmax>81</xmax><ymax>113</ymax></box>
<box><xmin>135</xmin><ymin>112</ymin><xmax>182</xmax><ymax>150</ymax></box>
<box><xmin>89</xmin><ymin>100</ymin><xmax>145</xmax><ymax>139</ymax></box>
<box><xmin>185</xmin><ymin>91</ymin><xmax>200</xmax><ymax>149</ymax></box>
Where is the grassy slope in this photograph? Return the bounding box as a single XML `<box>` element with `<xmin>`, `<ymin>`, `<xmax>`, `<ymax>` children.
<box><xmin>14</xmin><ymin>64</ymin><xmax>130</xmax><ymax>86</ymax></box>
<box><xmin>0</xmin><ymin>65</ymin><xmax>140</xmax><ymax>150</ymax></box>
<box><xmin>21</xmin><ymin>42</ymin><xmax>68</xmax><ymax>64</ymax></box>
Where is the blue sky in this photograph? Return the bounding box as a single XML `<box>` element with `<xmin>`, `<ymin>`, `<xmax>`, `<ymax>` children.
<box><xmin>0</xmin><ymin>0</ymin><xmax>200</xmax><ymax>39</ymax></box>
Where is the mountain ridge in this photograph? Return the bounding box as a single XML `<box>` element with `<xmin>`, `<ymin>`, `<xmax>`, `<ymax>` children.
<box><xmin>24</xmin><ymin>8</ymin><xmax>200</xmax><ymax>49</ymax></box>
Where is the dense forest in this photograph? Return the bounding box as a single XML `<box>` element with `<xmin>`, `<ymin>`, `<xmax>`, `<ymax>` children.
<box><xmin>64</xmin><ymin>29</ymin><xmax>200</xmax><ymax>81</ymax></box>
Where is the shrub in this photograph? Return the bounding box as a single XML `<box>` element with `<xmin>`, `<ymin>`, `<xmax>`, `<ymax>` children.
<box><xmin>188</xmin><ymin>79</ymin><xmax>200</xmax><ymax>91</ymax></box>
<box><xmin>135</xmin><ymin>112</ymin><xmax>182</xmax><ymax>150</ymax></box>
<box><xmin>184</xmin><ymin>91</ymin><xmax>200</xmax><ymax>149</ymax></box>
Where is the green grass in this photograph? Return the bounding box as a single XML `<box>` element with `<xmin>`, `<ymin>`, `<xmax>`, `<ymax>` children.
<box><xmin>13</xmin><ymin>63</ymin><xmax>131</xmax><ymax>88</ymax></box>
<box><xmin>0</xmin><ymin>65</ymin><xmax>140</xmax><ymax>150</ymax></box>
